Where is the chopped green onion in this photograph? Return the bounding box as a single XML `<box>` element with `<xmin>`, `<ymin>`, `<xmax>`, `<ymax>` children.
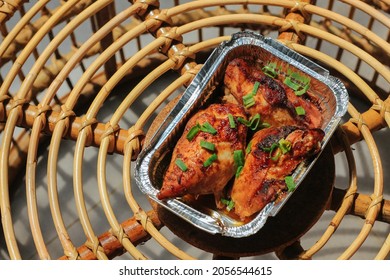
<box><xmin>200</xmin><ymin>140</ymin><xmax>215</xmax><ymax>151</ymax></box>
<box><xmin>278</xmin><ymin>138</ymin><xmax>292</xmax><ymax>154</ymax></box>
<box><xmin>248</xmin><ymin>113</ymin><xmax>261</xmax><ymax>130</ymax></box>
<box><xmin>262</xmin><ymin>142</ymin><xmax>279</xmax><ymax>153</ymax></box>
<box><xmin>295</xmin><ymin>106</ymin><xmax>306</xmax><ymax>116</ymax></box>
<box><xmin>284</xmin><ymin>70</ymin><xmax>311</xmax><ymax>95</ymax></box>
<box><xmin>235</xmin><ymin>165</ymin><xmax>243</xmax><ymax>178</ymax></box>
<box><xmin>263</xmin><ymin>138</ymin><xmax>292</xmax><ymax>160</ymax></box>
<box><xmin>221</xmin><ymin>198</ymin><xmax>235</xmax><ymax>211</ymax></box>
<box><xmin>260</xmin><ymin>122</ymin><xmax>271</xmax><ymax>128</ymax></box>
<box><xmin>252</xmin><ymin>81</ymin><xmax>260</xmax><ymax>94</ymax></box>
<box><xmin>284</xmin><ymin>76</ymin><xmax>301</xmax><ymax>91</ymax></box>
<box><xmin>243</xmin><ymin>93</ymin><xmax>256</xmax><ymax>108</ymax></box>
<box><xmin>175</xmin><ymin>159</ymin><xmax>188</xmax><ymax>172</ymax></box>
<box><xmin>291</xmin><ymin>72</ymin><xmax>310</xmax><ymax>86</ymax></box>
<box><xmin>200</xmin><ymin>122</ymin><xmax>217</xmax><ymax>135</ymax></box>
<box><xmin>203</xmin><ymin>153</ymin><xmax>217</xmax><ymax>167</ymax></box>
<box><xmin>238</xmin><ymin>114</ymin><xmax>269</xmax><ymax>131</ymax></box>
<box><xmin>233</xmin><ymin>150</ymin><xmax>245</xmax><ymax>167</ymax></box>
<box><xmin>186</xmin><ymin>124</ymin><xmax>200</xmax><ymax>141</ymax></box>
<box><xmin>245</xmin><ymin>140</ymin><xmax>252</xmax><ymax>155</ymax></box>
<box><xmin>285</xmin><ymin>176</ymin><xmax>296</xmax><ymax>192</ymax></box>
<box><xmin>237</xmin><ymin>117</ymin><xmax>250</xmax><ymax>126</ymax></box>
<box><xmin>295</xmin><ymin>83</ymin><xmax>310</xmax><ymax>96</ymax></box>
<box><xmin>262</xmin><ymin>62</ymin><xmax>279</xmax><ymax>78</ymax></box>
<box><xmin>270</xmin><ymin>149</ymin><xmax>282</xmax><ymax>161</ymax></box>
<box><xmin>228</xmin><ymin>114</ymin><xmax>236</xmax><ymax>128</ymax></box>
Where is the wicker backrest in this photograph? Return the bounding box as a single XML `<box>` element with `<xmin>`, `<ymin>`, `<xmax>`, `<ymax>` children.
<box><xmin>0</xmin><ymin>0</ymin><xmax>389</xmax><ymax>260</ymax></box>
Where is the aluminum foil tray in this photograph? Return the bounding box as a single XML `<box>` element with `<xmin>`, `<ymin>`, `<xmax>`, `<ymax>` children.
<box><xmin>134</xmin><ymin>31</ymin><xmax>348</xmax><ymax>238</ymax></box>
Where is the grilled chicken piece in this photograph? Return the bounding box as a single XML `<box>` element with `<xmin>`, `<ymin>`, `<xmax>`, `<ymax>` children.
<box><xmin>224</xmin><ymin>57</ymin><xmax>323</xmax><ymax>129</ymax></box>
<box><xmin>158</xmin><ymin>103</ymin><xmax>248</xmax><ymax>207</ymax></box>
<box><xmin>231</xmin><ymin>126</ymin><xmax>324</xmax><ymax>220</ymax></box>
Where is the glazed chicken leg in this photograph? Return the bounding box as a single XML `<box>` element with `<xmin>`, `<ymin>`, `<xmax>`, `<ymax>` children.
<box><xmin>158</xmin><ymin>103</ymin><xmax>248</xmax><ymax>207</ymax></box>
<box><xmin>224</xmin><ymin>57</ymin><xmax>323</xmax><ymax>129</ymax></box>
<box><xmin>231</xmin><ymin>125</ymin><xmax>325</xmax><ymax>220</ymax></box>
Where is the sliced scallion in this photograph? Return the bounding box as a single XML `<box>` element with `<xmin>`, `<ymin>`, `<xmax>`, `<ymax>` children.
<box><xmin>295</xmin><ymin>106</ymin><xmax>306</xmax><ymax>116</ymax></box>
<box><xmin>270</xmin><ymin>149</ymin><xmax>282</xmax><ymax>161</ymax></box>
<box><xmin>237</xmin><ymin>117</ymin><xmax>250</xmax><ymax>126</ymax></box>
<box><xmin>221</xmin><ymin>198</ymin><xmax>235</xmax><ymax>211</ymax></box>
<box><xmin>252</xmin><ymin>81</ymin><xmax>260</xmax><ymax>94</ymax></box>
<box><xmin>262</xmin><ymin>62</ymin><xmax>279</xmax><ymax>78</ymax></box>
<box><xmin>262</xmin><ymin>142</ymin><xmax>279</xmax><ymax>153</ymax></box>
<box><xmin>235</xmin><ymin>165</ymin><xmax>243</xmax><ymax>178</ymax></box>
<box><xmin>200</xmin><ymin>140</ymin><xmax>215</xmax><ymax>151</ymax></box>
<box><xmin>284</xmin><ymin>76</ymin><xmax>300</xmax><ymax>91</ymax></box>
<box><xmin>285</xmin><ymin>176</ymin><xmax>296</xmax><ymax>192</ymax></box>
<box><xmin>186</xmin><ymin>124</ymin><xmax>200</xmax><ymax>141</ymax></box>
<box><xmin>278</xmin><ymin>138</ymin><xmax>292</xmax><ymax>154</ymax></box>
<box><xmin>243</xmin><ymin>93</ymin><xmax>256</xmax><ymax>108</ymax></box>
<box><xmin>200</xmin><ymin>122</ymin><xmax>217</xmax><ymax>135</ymax></box>
<box><xmin>295</xmin><ymin>83</ymin><xmax>310</xmax><ymax>96</ymax></box>
<box><xmin>175</xmin><ymin>159</ymin><xmax>188</xmax><ymax>172</ymax></box>
<box><xmin>245</xmin><ymin>140</ymin><xmax>252</xmax><ymax>155</ymax></box>
<box><xmin>227</xmin><ymin>114</ymin><xmax>236</xmax><ymax>128</ymax></box>
<box><xmin>248</xmin><ymin>113</ymin><xmax>261</xmax><ymax>130</ymax></box>
<box><xmin>203</xmin><ymin>153</ymin><xmax>217</xmax><ymax>167</ymax></box>
<box><xmin>233</xmin><ymin>150</ymin><xmax>244</xmax><ymax>167</ymax></box>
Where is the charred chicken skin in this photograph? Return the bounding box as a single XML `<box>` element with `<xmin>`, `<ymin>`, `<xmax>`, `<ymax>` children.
<box><xmin>231</xmin><ymin>126</ymin><xmax>325</xmax><ymax>220</ymax></box>
<box><xmin>157</xmin><ymin>103</ymin><xmax>248</xmax><ymax>207</ymax></box>
<box><xmin>224</xmin><ymin>57</ymin><xmax>323</xmax><ymax>129</ymax></box>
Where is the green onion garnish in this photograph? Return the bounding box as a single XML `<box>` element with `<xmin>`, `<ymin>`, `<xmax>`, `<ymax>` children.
<box><xmin>175</xmin><ymin>159</ymin><xmax>188</xmax><ymax>172</ymax></box>
<box><xmin>233</xmin><ymin>150</ymin><xmax>245</xmax><ymax>167</ymax></box>
<box><xmin>248</xmin><ymin>113</ymin><xmax>261</xmax><ymax>130</ymax></box>
<box><xmin>260</xmin><ymin>122</ymin><xmax>271</xmax><ymax>128</ymax></box>
<box><xmin>262</xmin><ymin>62</ymin><xmax>279</xmax><ymax>78</ymax></box>
<box><xmin>235</xmin><ymin>165</ymin><xmax>243</xmax><ymax>178</ymax></box>
<box><xmin>295</xmin><ymin>106</ymin><xmax>306</xmax><ymax>116</ymax></box>
<box><xmin>236</xmin><ymin>165</ymin><xmax>244</xmax><ymax>178</ymax></box>
<box><xmin>237</xmin><ymin>117</ymin><xmax>250</xmax><ymax>126</ymax></box>
<box><xmin>186</xmin><ymin>124</ymin><xmax>200</xmax><ymax>141</ymax></box>
<box><xmin>284</xmin><ymin>76</ymin><xmax>301</xmax><ymax>91</ymax></box>
<box><xmin>245</xmin><ymin>140</ymin><xmax>252</xmax><ymax>155</ymax></box>
<box><xmin>200</xmin><ymin>122</ymin><xmax>217</xmax><ymax>135</ymax></box>
<box><xmin>243</xmin><ymin>93</ymin><xmax>256</xmax><ymax>108</ymax></box>
<box><xmin>252</xmin><ymin>81</ymin><xmax>260</xmax><ymax>94</ymax></box>
<box><xmin>233</xmin><ymin>150</ymin><xmax>245</xmax><ymax>178</ymax></box>
<box><xmin>238</xmin><ymin>114</ymin><xmax>269</xmax><ymax>131</ymax></box>
<box><xmin>285</xmin><ymin>176</ymin><xmax>296</xmax><ymax>192</ymax></box>
<box><xmin>203</xmin><ymin>153</ymin><xmax>217</xmax><ymax>167</ymax></box>
<box><xmin>228</xmin><ymin>114</ymin><xmax>236</xmax><ymax>128</ymax></box>
<box><xmin>295</xmin><ymin>83</ymin><xmax>310</xmax><ymax>96</ymax></box>
<box><xmin>200</xmin><ymin>140</ymin><xmax>215</xmax><ymax>151</ymax></box>
<box><xmin>278</xmin><ymin>138</ymin><xmax>292</xmax><ymax>154</ymax></box>
<box><xmin>262</xmin><ymin>142</ymin><xmax>279</xmax><ymax>153</ymax></box>
<box><xmin>221</xmin><ymin>198</ymin><xmax>235</xmax><ymax>212</ymax></box>
<box><xmin>284</xmin><ymin>71</ymin><xmax>311</xmax><ymax>95</ymax></box>
<box><xmin>263</xmin><ymin>138</ymin><xmax>292</xmax><ymax>160</ymax></box>
<box><xmin>270</xmin><ymin>149</ymin><xmax>282</xmax><ymax>161</ymax></box>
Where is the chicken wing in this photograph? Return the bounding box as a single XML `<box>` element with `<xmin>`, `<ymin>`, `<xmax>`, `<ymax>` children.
<box><xmin>224</xmin><ymin>57</ymin><xmax>323</xmax><ymax>129</ymax></box>
<box><xmin>231</xmin><ymin>125</ymin><xmax>325</xmax><ymax>220</ymax></box>
<box><xmin>158</xmin><ymin>103</ymin><xmax>248</xmax><ymax>207</ymax></box>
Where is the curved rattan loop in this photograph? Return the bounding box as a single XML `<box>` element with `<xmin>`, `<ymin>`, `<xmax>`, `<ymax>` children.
<box><xmin>337</xmin><ymin>104</ymin><xmax>384</xmax><ymax>259</ymax></box>
<box><xmin>272</xmin><ymin>42</ymin><xmax>386</xmax><ymax>259</ymax></box>
<box><xmin>24</xmin><ymin>2</ymin><xmax>145</xmax><ymax>259</ymax></box>
<box><xmin>97</xmin><ymin>131</ymin><xmax>147</xmax><ymax>260</ymax></box>
<box><xmin>300</xmin><ymin>127</ymin><xmax>358</xmax><ymax>259</ymax></box>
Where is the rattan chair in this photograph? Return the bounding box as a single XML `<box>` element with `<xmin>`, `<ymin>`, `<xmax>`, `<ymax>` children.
<box><xmin>0</xmin><ymin>0</ymin><xmax>389</xmax><ymax>260</ymax></box>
